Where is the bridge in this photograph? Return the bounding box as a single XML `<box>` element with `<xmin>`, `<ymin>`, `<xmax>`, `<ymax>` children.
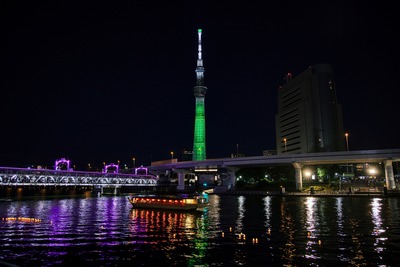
<box><xmin>148</xmin><ymin>149</ymin><xmax>400</xmax><ymax>191</ymax></box>
<box><xmin>2</xmin><ymin>149</ymin><xmax>399</xmax><ymax>194</ymax></box>
<box><xmin>0</xmin><ymin>166</ymin><xmax>159</xmax><ymax>195</ymax></box>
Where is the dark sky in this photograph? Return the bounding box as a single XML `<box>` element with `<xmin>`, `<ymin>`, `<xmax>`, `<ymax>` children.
<box><xmin>1</xmin><ymin>1</ymin><xmax>399</xmax><ymax>169</ymax></box>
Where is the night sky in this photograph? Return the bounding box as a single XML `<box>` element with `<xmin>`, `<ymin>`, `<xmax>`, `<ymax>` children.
<box><xmin>1</xmin><ymin>1</ymin><xmax>399</xmax><ymax>170</ymax></box>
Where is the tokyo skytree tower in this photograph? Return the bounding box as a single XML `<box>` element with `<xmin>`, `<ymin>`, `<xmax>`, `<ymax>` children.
<box><xmin>192</xmin><ymin>29</ymin><xmax>207</xmax><ymax>161</ymax></box>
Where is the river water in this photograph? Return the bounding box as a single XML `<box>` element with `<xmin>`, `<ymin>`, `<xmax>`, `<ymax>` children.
<box><xmin>0</xmin><ymin>193</ymin><xmax>399</xmax><ymax>266</ymax></box>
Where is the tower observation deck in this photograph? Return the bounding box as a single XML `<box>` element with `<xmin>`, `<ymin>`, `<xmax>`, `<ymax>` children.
<box><xmin>192</xmin><ymin>29</ymin><xmax>207</xmax><ymax>161</ymax></box>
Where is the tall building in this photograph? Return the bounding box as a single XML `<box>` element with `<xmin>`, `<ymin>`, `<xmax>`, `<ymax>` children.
<box><xmin>275</xmin><ymin>64</ymin><xmax>345</xmax><ymax>154</ymax></box>
<box><xmin>192</xmin><ymin>29</ymin><xmax>207</xmax><ymax>161</ymax></box>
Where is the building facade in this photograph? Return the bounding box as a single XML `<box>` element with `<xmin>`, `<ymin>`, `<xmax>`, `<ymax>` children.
<box><xmin>275</xmin><ymin>64</ymin><xmax>345</xmax><ymax>154</ymax></box>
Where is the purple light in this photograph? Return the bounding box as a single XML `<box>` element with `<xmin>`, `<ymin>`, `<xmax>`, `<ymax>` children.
<box><xmin>135</xmin><ymin>166</ymin><xmax>148</xmax><ymax>175</ymax></box>
<box><xmin>104</xmin><ymin>163</ymin><xmax>119</xmax><ymax>173</ymax></box>
<box><xmin>55</xmin><ymin>158</ymin><xmax>71</xmax><ymax>171</ymax></box>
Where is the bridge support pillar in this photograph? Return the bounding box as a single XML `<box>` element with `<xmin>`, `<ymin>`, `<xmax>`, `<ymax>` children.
<box><xmin>384</xmin><ymin>159</ymin><xmax>396</xmax><ymax>190</ymax></box>
<box><xmin>292</xmin><ymin>162</ymin><xmax>303</xmax><ymax>191</ymax></box>
<box><xmin>225</xmin><ymin>167</ymin><xmax>239</xmax><ymax>190</ymax></box>
<box><xmin>177</xmin><ymin>172</ymin><xmax>185</xmax><ymax>191</ymax></box>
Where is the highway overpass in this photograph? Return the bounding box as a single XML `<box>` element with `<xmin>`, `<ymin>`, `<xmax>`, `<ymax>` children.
<box><xmin>149</xmin><ymin>149</ymin><xmax>400</xmax><ymax>191</ymax></box>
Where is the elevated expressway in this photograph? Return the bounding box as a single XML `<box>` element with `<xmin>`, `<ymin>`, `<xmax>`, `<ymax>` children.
<box><xmin>148</xmin><ymin>149</ymin><xmax>400</xmax><ymax>191</ymax></box>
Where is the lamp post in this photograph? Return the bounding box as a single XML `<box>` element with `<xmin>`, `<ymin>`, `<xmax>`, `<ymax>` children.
<box><xmin>369</xmin><ymin>167</ymin><xmax>377</xmax><ymax>188</ymax></box>
<box><xmin>345</xmin><ymin>133</ymin><xmax>350</xmax><ymax>173</ymax></box>
<box><xmin>132</xmin><ymin>157</ymin><xmax>136</xmax><ymax>169</ymax></box>
<box><xmin>170</xmin><ymin>151</ymin><xmax>174</xmax><ymax>160</ymax></box>
<box><xmin>283</xmin><ymin>138</ymin><xmax>287</xmax><ymax>153</ymax></box>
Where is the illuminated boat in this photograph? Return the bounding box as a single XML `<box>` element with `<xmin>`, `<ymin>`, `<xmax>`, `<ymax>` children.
<box><xmin>127</xmin><ymin>194</ymin><xmax>208</xmax><ymax>211</ymax></box>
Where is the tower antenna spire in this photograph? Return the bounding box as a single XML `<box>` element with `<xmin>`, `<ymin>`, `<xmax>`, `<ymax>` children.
<box><xmin>192</xmin><ymin>28</ymin><xmax>208</xmax><ymax>161</ymax></box>
<box><xmin>196</xmin><ymin>28</ymin><xmax>205</xmax><ymax>86</ymax></box>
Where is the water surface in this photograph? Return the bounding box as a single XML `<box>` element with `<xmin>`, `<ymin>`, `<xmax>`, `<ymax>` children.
<box><xmin>1</xmin><ymin>194</ymin><xmax>399</xmax><ymax>266</ymax></box>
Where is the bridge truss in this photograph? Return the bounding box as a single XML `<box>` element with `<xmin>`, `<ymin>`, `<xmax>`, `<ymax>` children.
<box><xmin>0</xmin><ymin>167</ymin><xmax>159</xmax><ymax>187</ymax></box>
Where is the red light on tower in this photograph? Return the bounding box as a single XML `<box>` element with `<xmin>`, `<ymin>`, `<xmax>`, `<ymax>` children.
<box><xmin>284</xmin><ymin>72</ymin><xmax>292</xmax><ymax>82</ymax></box>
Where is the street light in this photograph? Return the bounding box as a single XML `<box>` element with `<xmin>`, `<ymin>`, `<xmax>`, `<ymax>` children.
<box><xmin>344</xmin><ymin>133</ymin><xmax>351</xmax><ymax>173</ymax></box>
<box><xmin>132</xmin><ymin>157</ymin><xmax>136</xmax><ymax>169</ymax></box>
<box><xmin>304</xmin><ymin>169</ymin><xmax>312</xmax><ymax>178</ymax></box>
<box><xmin>369</xmin><ymin>167</ymin><xmax>377</xmax><ymax>177</ymax></box>
<box><xmin>283</xmin><ymin>138</ymin><xmax>287</xmax><ymax>153</ymax></box>
<box><xmin>170</xmin><ymin>151</ymin><xmax>174</xmax><ymax>160</ymax></box>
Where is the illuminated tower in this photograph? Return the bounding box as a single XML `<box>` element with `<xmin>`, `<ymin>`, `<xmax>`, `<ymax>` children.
<box><xmin>192</xmin><ymin>29</ymin><xmax>207</xmax><ymax>161</ymax></box>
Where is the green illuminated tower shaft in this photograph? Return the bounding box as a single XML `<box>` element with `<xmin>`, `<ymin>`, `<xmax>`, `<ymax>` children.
<box><xmin>192</xmin><ymin>29</ymin><xmax>207</xmax><ymax>161</ymax></box>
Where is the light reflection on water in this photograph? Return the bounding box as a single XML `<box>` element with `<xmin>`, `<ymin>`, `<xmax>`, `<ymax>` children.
<box><xmin>0</xmin><ymin>194</ymin><xmax>399</xmax><ymax>266</ymax></box>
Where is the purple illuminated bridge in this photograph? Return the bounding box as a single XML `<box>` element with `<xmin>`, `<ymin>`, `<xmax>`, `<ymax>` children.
<box><xmin>0</xmin><ymin>158</ymin><xmax>159</xmax><ymax>193</ymax></box>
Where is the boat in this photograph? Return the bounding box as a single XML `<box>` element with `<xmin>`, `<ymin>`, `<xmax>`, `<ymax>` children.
<box><xmin>127</xmin><ymin>193</ymin><xmax>208</xmax><ymax>211</ymax></box>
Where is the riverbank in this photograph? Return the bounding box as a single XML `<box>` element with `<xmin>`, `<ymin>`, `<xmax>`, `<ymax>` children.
<box><xmin>213</xmin><ymin>189</ymin><xmax>400</xmax><ymax>197</ymax></box>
